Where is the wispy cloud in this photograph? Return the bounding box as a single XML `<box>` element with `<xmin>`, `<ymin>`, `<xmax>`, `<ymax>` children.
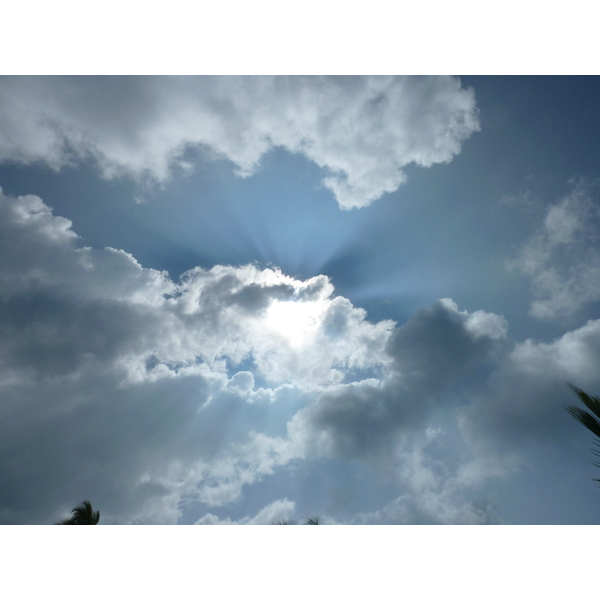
<box><xmin>195</xmin><ymin>498</ymin><xmax>296</xmax><ymax>525</ymax></box>
<box><xmin>508</xmin><ymin>180</ymin><xmax>600</xmax><ymax>319</ymax></box>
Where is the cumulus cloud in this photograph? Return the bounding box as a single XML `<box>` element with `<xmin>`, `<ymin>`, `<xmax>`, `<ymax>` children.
<box><xmin>387</xmin><ymin>298</ymin><xmax>507</xmax><ymax>394</ymax></box>
<box><xmin>0</xmin><ymin>188</ymin><xmax>398</xmax><ymax>523</ymax></box>
<box><xmin>5</xmin><ymin>187</ymin><xmax>590</xmax><ymax>524</ymax></box>
<box><xmin>300</xmin><ymin>299</ymin><xmax>508</xmax><ymax>460</ymax></box>
<box><xmin>0</xmin><ymin>76</ymin><xmax>479</xmax><ymax>209</ymax></box>
<box><xmin>509</xmin><ymin>180</ymin><xmax>600</xmax><ymax>319</ymax></box>
<box><xmin>0</xmin><ymin>189</ymin><xmax>394</xmax><ymax>387</ymax></box>
<box><xmin>461</xmin><ymin>317</ymin><xmax>600</xmax><ymax>449</ymax></box>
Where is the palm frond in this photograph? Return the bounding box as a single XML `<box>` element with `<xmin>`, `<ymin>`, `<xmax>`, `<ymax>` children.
<box><xmin>567</xmin><ymin>384</ymin><xmax>600</xmax><ymax>424</ymax></box>
<box><xmin>271</xmin><ymin>517</ymin><xmax>320</xmax><ymax>525</ymax></box>
<box><xmin>566</xmin><ymin>383</ymin><xmax>600</xmax><ymax>487</ymax></box>
<box><xmin>565</xmin><ymin>405</ymin><xmax>600</xmax><ymax>438</ymax></box>
<box><xmin>56</xmin><ymin>500</ymin><xmax>100</xmax><ymax>525</ymax></box>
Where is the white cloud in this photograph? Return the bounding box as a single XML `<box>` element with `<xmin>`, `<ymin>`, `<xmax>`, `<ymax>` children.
<box><xmin>195</xmin><ymin>498</ymin><xmax>296</xmax><ymax>525</ymax></box>
<box><xmin>353</xmin><ymin>430</ymin><xmax>508</xmax><ymax>524</ymax></box>
<box><xmin>0</xmin><ymin>76</ymin><xmax>479</xmax><ymax>209</ymax></box>
<box><xmin>0</xmin><ymin>189</ymin><xmax>398</xmax><ymax>522</ymax></box>
<box><xmin>509</xmin><ymin>180</ymin><xmax>600</xmax><ymax>319</ymax></box>
<box><xmin>439</xmin><ymin>298</ymin><xmax>508</xmax><ymax>340</ymax></box>
<box><xmin>355</xmin><ymin>491</ymin><xmax>500</xmax><ymax>525</ymax></box>
<box><xmin>0</xmin><ymin>188</ymin><xmax>394</xmax><ymax>390</ymax></box>
<box><xmin>510</xmin><ymin>320</ymin><xmax>600</xmax><ymax>383</ymax></box>
<box><xmin>6</xmin><ymin>187</ymin><xmax>590</xmax><ymax>525</ymax></box>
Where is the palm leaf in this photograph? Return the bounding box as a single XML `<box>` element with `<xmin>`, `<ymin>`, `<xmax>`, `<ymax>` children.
<box><xmin>565</xmin><ymin>405</ymin><xmax>600</xmax><ymax>438</ymax></box>
<box><xmin>271</xmin><ymin>516</ymin><xmax>321</xmax><ymax>525</ymax></box>
<box><xmin>566</xmin><ymin>383</ymin><xmax>600</xmax><ymax>486</ymax></box>
<box><xmin>56</xmin><ymin>500</ymin><xmax>100</xmax><ymax>525</ymax></box>
<box><xmin>567</xmin><ymin>384</ymin><xmax>600</xmax><ymax>426</ymax></box>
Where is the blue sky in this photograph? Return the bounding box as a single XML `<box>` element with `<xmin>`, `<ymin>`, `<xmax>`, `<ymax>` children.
<box><xmin>1</xmin><ymin>75</ymin><xmax>600</xmax><ymax>525</ymax></box>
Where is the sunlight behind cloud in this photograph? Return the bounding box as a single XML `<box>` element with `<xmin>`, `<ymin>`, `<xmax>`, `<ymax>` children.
<box><xmin>263</xmin><ymin>298</ymin><xmax>327</xmax><ymax>348</ymax></box>
<box><xmin>4</xmin><ymin>76</ymin><xmax>600</xmax><ymax>529</ymax></box>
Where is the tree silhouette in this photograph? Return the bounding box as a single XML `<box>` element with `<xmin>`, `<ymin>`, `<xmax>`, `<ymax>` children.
<box><xmin>56</xmin><ymin>500</ymin><xmax>100</xmax><ymax>525</ymax></box>
<box><xmin>566</xmin><ymin>383</ymin><xmax>600</xmax><ymax>486</ymax></box>
<box><xmin>272</xmin><ymin>517</ymin><xmax>320</xmax><ymax>524</ymax></box>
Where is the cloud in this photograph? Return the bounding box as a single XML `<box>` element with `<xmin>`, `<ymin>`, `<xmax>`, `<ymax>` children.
<box><xmin>388</xmin><ymin>298</ymin><xmax>507</xmax><ymax>386</ymax></box>
<box><xmin>461</xmin><ymin>317</ymin><xmax>600</xmax><ymax>449</ymax></box>
<box><xmin>5</xmin><ymin>187</ymin><xmax>591</xmax><ymax>524</ymax></box>
<box><xmin>0</xmin><ymin>76</ymin><xmax>479</xmax><ymax>209</ymax></box>
<box><xmin>0</xmin><ymin>189</ymin><xmax>394</xmax><ymax>388</ymax></box>
<box><xmin>0</xmin><ymin>189</ymin><xmax>399</xmax><ymax>522</ymax></box>
<box><xmin>356</xmin><ymin>494</ymin><xmax>500</xmax><ymax>525</ymax></box>
<box><xmin>195</xmin><ymin>498</ymin><xmax>296</xmax><ymax>525</ymax></box>
<box><xmin>508</xmin><ymin>180</ymin><xmax>600</xmax><ymax>319</ymax></box>
<box><xmin>301</xmin><ymin>299</ymin><xmax>508</xmax><ymax>460</ymax></box>
<box><xmin>355</xmin><ymin>449</ymin><xmax>504</xmax><ymax>525</ymax></box>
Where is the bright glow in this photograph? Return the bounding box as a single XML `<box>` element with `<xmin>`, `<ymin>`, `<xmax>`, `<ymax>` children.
<box><xmin>264</xmin><ymin>299</ymin><xmax>326</xmax><ymax>348</ymax></box>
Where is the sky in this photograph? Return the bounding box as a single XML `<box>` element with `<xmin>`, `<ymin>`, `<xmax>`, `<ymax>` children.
<box><xmin>1</xmin><ymin>75</ymin><xmax>600</xmax><ymax>526</ymax></box>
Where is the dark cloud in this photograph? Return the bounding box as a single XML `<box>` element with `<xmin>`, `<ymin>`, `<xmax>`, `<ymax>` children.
<box><xmin>0</xmin><ymin>369</ymin><xmax>213</xmax><ymax>524</ymax></box>
<box><xmin>227</xmin><ymin>283</ymin><xmax>295</xmax><ymax>312</ymax></box>
<box><xmin>387</xmin><ymin>299</ymin><xmax>506</xmax><ymax>392</ymax></box>
<box><xmin>461</xmin><ymin>318</ymin><xmax>600</xmax><ymax>449</ymax></box>
<box><xmin>307</xmin><ymin>299</ymin><xmax>508</xmax><ymax>459</ymax></box>
<box><xmin>0</xmin><ymin>289</ymin><xmax>151</xmax><ymax>377</ymax></box>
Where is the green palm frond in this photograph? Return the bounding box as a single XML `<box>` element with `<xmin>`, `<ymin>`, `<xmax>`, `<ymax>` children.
<box><xmin>304</xmin><ymin>517</ymin><xmax>320</xmax><ymax>525</ymax></box>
